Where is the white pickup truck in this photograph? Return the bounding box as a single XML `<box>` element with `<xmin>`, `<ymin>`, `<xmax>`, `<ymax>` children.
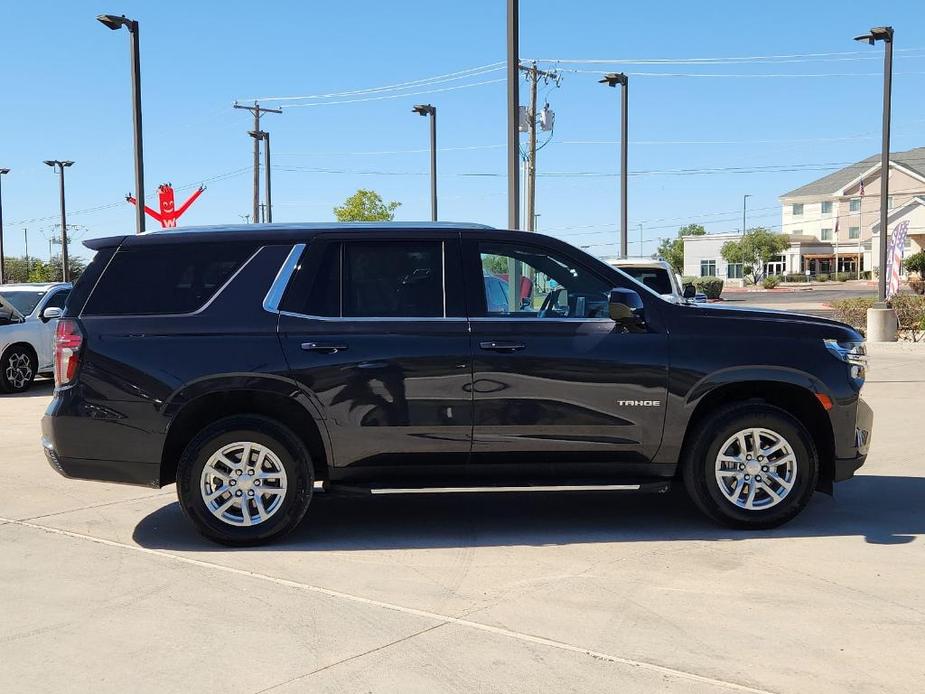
<box><xmin>0</xmin><ymin>283</ymin><xmax>71</xmax><ymax>393</ymax></box>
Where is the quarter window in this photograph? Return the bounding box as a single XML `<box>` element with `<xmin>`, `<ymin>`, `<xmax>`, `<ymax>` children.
<box><xmin>477</xmin><ymin>242</ymin><xmax>611</xmax><ymax>319</ymax></box>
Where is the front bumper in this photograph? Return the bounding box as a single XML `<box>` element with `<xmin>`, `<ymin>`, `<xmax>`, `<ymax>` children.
<box><xmin>833</xmin><ymin>396</ymin><xmax>873</xmax><ymax>482</ymax></box>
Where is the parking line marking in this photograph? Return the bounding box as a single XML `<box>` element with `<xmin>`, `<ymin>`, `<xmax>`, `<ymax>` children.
<box><xmin>0</xmin><ymin>516</ymin><xmax>777</xmax><ymax>694</ymax></box>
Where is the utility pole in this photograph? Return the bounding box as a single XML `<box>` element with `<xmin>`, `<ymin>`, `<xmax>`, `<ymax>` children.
<box><xmin>639</xmin><ymin>223</ymin><xmax>644</xmax><ymax>257</ymax></box>
<box><xmin>234</xmin><ymin>102</ymin><xmax>281</xmax><ymax>223</ymax></box>
<box><xmin>43</xmin><ymin>160</ymin><xmax>73</xmax><ymax>282</ymax></box>
<box><xmin>599</xmin><ymin>73</ymin><xmax>629</xmax><ymax>258</ymax></box>
<box><xmin>742</xmin><ymin>194</ymin><xmax>751</xmax><ymax>236</ymax></box>
<box><xmin>0</xmin><ymin>168</ymin><xmax>9</xmax><ymax>284</ymax></box>
<box><xmin>506</xmin><ymin>0</ymin><xmax>520</xmax><ymax>230</ymax></box>
<box><xmin>263</xmin><ymin>130</ymin><xmax>273</xmax><ymax>223</ymax></box>
<box><xmin>520</xmin><ymin>62</ymin><xmax>558</xmax><ymax>232</ymax></box>
<box><xmin>23</xmin><ymin>229</ymin><xmax>29</xmax><ymax>279</ymax></box>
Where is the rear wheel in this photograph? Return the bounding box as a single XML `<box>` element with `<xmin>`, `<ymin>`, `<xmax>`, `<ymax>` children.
<box><xmin>176</xmin><ymin>416</ymin><xmax>313</xmax><ymax>546</ymax></box>
<box><xmin>682</xmin><ymin>402</ymin><xmax>818</xmax><ymax>529</ymax></box>
<box><xmin>0</xmin><ymin>346</ymin><xmax>37</xmax><ymax>394</ymax></box>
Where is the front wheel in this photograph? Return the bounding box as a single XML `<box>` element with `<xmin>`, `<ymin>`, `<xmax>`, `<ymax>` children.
<box><xmin>0</xmin><ymin>346</ymin><xmax>37</xmax><ymax>394</ymax></box>
<box><xmin>682</xmin><ymin>402</ymin><xmax>818</xmax><ymax>529</ymax></box>
<box><xmin>176</xmin><ymin>416</ymin><xmax>313</xmax><ymax>546</ymax></box>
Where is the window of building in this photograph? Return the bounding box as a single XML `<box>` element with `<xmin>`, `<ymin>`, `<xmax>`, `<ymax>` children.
<box><xmin>849</xmin><ymin>198</ymin><xmax>861</xmax><ymax>213</ymax></box>
<box><xmin>477</xmin><ymin>242</ymin><xmax>611</xmax><ymax>319</ymax></box>
<box><xmin>848</xmin><ymin>226</ymin><xmax>860</xmax><ymax>240</ymax></box>
<box><xmin>727</xmin><ymin>263</ymin><xmax>743</xmax><ymax>279</ymax></box>
<box><xmin>83</xmin><ymin>243</ymin><xmax>256</xmax><ymax>315</ymax></box>
<box><xmin>888</xmin><ymin>196</ymin><xmax>894</xmax><ymax>209</ymax></box>
<box><xmin>821</xmin><ymin>228</ymin><xmax>833</xmax><ymax>241</ymax></box>
<box><xmin>821</xmin><ymin>201</ymin><xmax>833</xmax><ymax>214</ymax></box>
<box><xmin>700</xmin><ymin>259</ymin><xmax>717</xmax><ymax>277</ymax></box>
<box><xmin>792</xmin><ymin>203</ymin><xmax>804</xmax><ymax>216</ymax></box>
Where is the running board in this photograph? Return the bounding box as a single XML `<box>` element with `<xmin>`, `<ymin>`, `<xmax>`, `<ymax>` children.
<box><xmin>323</xmin><ymin>481</ymin><xmax>671</xmax><ymax>496</ymax></box>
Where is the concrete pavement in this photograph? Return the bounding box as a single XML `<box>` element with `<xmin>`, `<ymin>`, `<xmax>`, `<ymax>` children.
<box><xmin>1</xmin><ymin>352</ymin><xmax>923</xmax><ymax>693</ymax></box>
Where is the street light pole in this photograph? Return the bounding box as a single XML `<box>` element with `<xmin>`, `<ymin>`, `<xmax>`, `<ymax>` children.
<box><xmin>506</xmin><ymin>0</ymin><xmax>520</xmax><ymax>230</ymax></box>
<box><xmin>43</xmin><ymin>161</ymin><xmax>74</xmax><ymax>283</ymax></box>
<box><xmin>412</xmin><ymin>104</ymin><xmax>438</xmax><ymax>221</ymax></box>
<box><xmin>0</xmin><ymin>168</ymin><xmax>9</xmax><ymax>284</ymax></box>
<box><xmin>599</xmin><ymin>73</ymin><xmax>629</xmax><ymax>258</ymax></box>
<box><xmin>742</xmin><ymin>194</ymin><xmax>751</xmax><ymax>235</ymax></box>
<box><xmin>855</xmin><ymin>26</ymin><xmax>894</xmax><ymax>303</ymax></box>
<box><xmin>97</xmin><ymin>14</ymin><xmax>146</xmax><ymax>235</ymax></box>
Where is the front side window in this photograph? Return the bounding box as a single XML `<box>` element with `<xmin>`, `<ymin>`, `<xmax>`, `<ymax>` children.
<box><xmin>792</xmin><ymin>203</ymin><xmax>804</xmax><ymax>216</ymax></box>
<box><xmin>700</xmin><ymin>260</ymin><xmax>717</xmax><ymax>277</ymax></box>
<box><xmin>821</xmin><ymin>228</ymin><xmax>833</xmax><ymax>241</ymax></box>
<box><xmin>849</xmin><ymin>226</ymin><xmax>860</xmax><ymax>240</ymax></box>
<box><xmin>849</xmin><ymin>198</ymin><xmax>861</xmax><ymax>213</ymax></box>
<box><xmin>478</xmin><ymin>242</ymin><xmax>611</xmax><ymax>319</ymax></box>
<box><xmin>821</xmin><ymin>201</ymin><xmax>833</xmax><ymax>214</ymax></box>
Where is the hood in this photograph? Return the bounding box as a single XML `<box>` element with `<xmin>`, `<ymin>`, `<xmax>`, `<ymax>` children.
<box><xmin>0</xmin><ymin>294</ymin><xmax>24</xmax><ymax>322</ymax></box>
<box><xmin>687</xmin><ymin>302</ymin><xmax>862</xmax><ymax>339</ymax></box>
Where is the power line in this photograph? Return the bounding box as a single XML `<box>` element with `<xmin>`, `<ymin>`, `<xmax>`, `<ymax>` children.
<box><xmin>278</xmin><ymin>78</ymin><xmax>506</xmax><ymax>108</ymax></box>
<box><xmin>532</xmin><ymin>48</ymin><xmax>925</xmax><ymax>65</ymax></box>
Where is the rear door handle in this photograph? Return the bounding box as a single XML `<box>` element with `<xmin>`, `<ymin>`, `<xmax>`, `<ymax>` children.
<box><xmin>479</xmin><ymin>341</ymin><xmax>526</xmax><ymax>353</ymax></box>
<box><xmin>301</xmin><ymin>342</ymin><xmax>348</xmax><ymax>354</ymax></box>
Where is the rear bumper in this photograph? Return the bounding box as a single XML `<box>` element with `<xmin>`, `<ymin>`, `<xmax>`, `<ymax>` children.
<box><xmin>833</xmin><ymin>396</ymin><xmax>873</xmax><ymax>483</ymax></box>
<box><xmin>42</xmin><ymin>436</ymin><xmax>161</xmax><ymax>487</ymax></box>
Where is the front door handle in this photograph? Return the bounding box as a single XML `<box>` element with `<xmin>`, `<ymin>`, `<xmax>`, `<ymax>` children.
<box><xmin>301</xmin><ymin>342</ymin><xmax>348</xmax><ymax>354</ymax></box>
<box><xmin>479</xmin><ymin>341</ymin><xmax>526</xmax><ymax>353</ymax></box>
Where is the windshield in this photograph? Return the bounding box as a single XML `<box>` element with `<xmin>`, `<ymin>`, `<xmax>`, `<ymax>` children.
<box><xmin>0</xmin><ymin>291</ymin><xmax>45</xmax><ymax>316</ymax></box>
<box><xmin>616</xmin><ymin>267</ymin><xmax>675</xmax><ymax>296</ymax></box>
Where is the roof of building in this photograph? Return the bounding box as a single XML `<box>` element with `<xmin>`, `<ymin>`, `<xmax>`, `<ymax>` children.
<box><xmin>781</xmin><ymin>147</ymin><xmax>925</xmax><ymax>198</ymax></box>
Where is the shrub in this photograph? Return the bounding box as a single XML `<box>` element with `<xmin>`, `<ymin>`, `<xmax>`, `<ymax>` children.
<box><xmin>681</xmin><ymin>276</ymin><xmax>698</xmax><ymax>288</ymax></box>
<box><xmin>890</xmin><ymin>293</ymin><xmax>925</xmax><ymax>332</ymax></box>
<box><xmin>693</xmin><ymin>276</ymin><xmax>724</xmax><ymax>299</ymax></box>
<box><xmin>835</xmin><ymin>272</ymin><xmax>851</xmax><ymax>282</ymax></box>
<box><xmin>903</xmin><ymin>251</ymin><xmax>925</xmax><ymax>276</ymax></box>
<box><xmin>783</xmin><ymin>273</ymin><xmax>808</xmax><ymax>283</ymax></box>
<box><xmin>909</xmin><ymin>278</ymin><xmax>925</xmax><ymax>295</ymax></box>
<box><xmin>762</xmin><ymin>276</ymin><xmax>780</xmax><ymax>289</ymax></box>
<box><xmin>830</xmin><ymin>297</ymin><xmax>877</xmax><ymax>329</ymax></box>
<box><xmin>816</xmin><ymin>273</ymin><xmax>829</xmax><ymax>282</ymax></box>
<box><xmin>860</xmin><ymin>271</ymin><xmax>872</xmax><ymax>280</ymax></box>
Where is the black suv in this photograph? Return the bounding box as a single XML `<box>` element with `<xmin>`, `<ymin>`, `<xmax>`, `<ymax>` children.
<box><xmin>42</xmin><ymin>223</ymin><xmax>872</xmax><ymax>545</ymax></box>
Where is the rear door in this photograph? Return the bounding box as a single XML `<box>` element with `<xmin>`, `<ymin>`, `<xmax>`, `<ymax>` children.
<box><xmin>463</xmin><ymin>235</ymin><xmax>669</xmax><ymax>474</ymax></box>
<box><xmin>277</xmin><ymin>233</ymin><xmax>473</xmax><ymax>480</ymax></box>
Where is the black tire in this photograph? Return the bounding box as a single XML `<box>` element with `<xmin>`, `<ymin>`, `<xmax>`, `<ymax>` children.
<box><xmin>682</xmin><ymin>402</ymin><xmax>818</xmax><ymax>529</ymax></box>
<box><xmin>176</xmin><ymin>415</ymin><xmax>313</xmax><ymax>546</ymax></box>
<box><xmin>0</xmin><ymin>345</ymin><xmax>37</xmax><ymax>394</ymax></box>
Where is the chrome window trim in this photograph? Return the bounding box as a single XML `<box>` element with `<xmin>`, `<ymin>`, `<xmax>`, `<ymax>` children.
<box><xmin>263</xmin><ymin>243</ymin><xmax>306</xmax><ymax>314</ymax></box>
<box><xmin>278</xmin><ymin>310</ymin><xmax>466</xmax><ymax>323</ymax></box>
<box><xmin>441</xmin><ymin>241</ymin><xmax>447</xmax><ymax>318</ymax></box>
<box><xmin>82</xmin><ymin>246</ymin><xmax>263</xmax><ymax>320</ymax></box>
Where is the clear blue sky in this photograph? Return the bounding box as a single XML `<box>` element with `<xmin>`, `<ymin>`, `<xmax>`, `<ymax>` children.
<box><xmin>1</xmin><ymin>0</ymin><xmax>924</xmax><ymax>261</ymax></box>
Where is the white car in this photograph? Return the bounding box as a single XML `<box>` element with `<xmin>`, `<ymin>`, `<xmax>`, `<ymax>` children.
<box><xmin>607</xmin><ymin>259</ymin><xmax>697</xmax><ymax>304</ymax></box>
<box><xmin>0</xmin><ymin>282</ymin><xmax>71</xmax><ymax>393</ymax></box>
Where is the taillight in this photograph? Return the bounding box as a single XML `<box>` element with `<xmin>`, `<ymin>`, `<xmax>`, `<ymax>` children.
<box><xmin>54</xmin><ymin>318</ymin><xmax>84</xmax><ymax>388</ymax></box>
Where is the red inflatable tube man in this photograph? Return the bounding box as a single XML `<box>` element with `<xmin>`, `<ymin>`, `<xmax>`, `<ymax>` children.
<box><xmin>126</xmin><ymin>183</ymin><xmax>205</xmax><ymax>229</ymax></box>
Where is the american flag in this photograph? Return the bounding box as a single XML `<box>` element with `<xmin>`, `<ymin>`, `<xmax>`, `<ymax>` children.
<box><xmin>859</xmin><ymin>178</ymin><xmax>865</xmax><ymax>197</ymax></box>
<box><xmin>886</xmin><ymin>220</ymin><xmax>910</xmax><ymax>299</ymax></box>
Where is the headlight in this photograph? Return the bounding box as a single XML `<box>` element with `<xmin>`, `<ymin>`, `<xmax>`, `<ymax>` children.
<box><xmin>824</xmin><ymin>339</ymin><xmax>866</xmax><ymax>386</ymax></box>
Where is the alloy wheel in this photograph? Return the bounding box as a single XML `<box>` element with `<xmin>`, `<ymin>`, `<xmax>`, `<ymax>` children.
<box><xmin>5</xmin><ymin>352</ymin><xmax>34</xmax><ymax>390</ymax></box>
<box><xmin>714</xmin><ymin>427</ymin><xmax>797</xmax><ymax>511</ymax></box>
<box><xmin>199</xmin><ymin>442</ymin><xmax>288</xmax><ymax>527</ymax></box>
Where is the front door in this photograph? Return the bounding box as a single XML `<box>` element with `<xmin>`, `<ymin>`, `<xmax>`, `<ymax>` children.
<box><xmin>464</xmin><ymin>237</ymin><xmax>669</xmax><ymax>474</ymax></box>
<box><xmin>278</xmin><ymin>235</ymin><xmax>472</xmax><ymax>480</ymax></box>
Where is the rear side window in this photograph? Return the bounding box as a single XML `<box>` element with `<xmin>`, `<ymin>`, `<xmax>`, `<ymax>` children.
<box><xmin>343</xmin><ymin>241</ymin><xmax>443</xmax><ymax>317</ymax></box>
<box><xmin>83</xmin><ymin>243</ymin><xmax>256</xmax><ymax>316</ymax></box>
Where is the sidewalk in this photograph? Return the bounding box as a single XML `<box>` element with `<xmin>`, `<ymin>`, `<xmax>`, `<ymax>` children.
<box><xmin>723</xmin><ymin>280</ymin><xmax>876</xmax><ymax>293</ymax></box>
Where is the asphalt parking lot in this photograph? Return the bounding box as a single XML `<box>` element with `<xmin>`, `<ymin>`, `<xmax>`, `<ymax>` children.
<box><xmin>2</xmin><ymin>347</ymin><xmax>923</xmax><ymax>694</ymax></box>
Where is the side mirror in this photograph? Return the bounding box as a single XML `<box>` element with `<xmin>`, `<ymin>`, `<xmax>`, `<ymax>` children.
<box><xmin>682</xmin><ymin>282</ymin><xmax>696</xmax><ymax>299</ymax></box>
<box><xmin>41</xmin><ymin>307</ymin><xmax>62</xmax><ymax>322</ymax></box>
<box><xmin>608</xmin><ymin>288</ymin><xmax>645</xmax><ymax>329</ymax></box>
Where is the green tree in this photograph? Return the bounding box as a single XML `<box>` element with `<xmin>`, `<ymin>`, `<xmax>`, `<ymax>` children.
<box><xmin>720</xmin><ymin>227</ymin><xmax>789</xmax><ymax>284</ymax></box>
<box><xmin>0</xmin><ymin>255</ymin><xmax>86</xmax><ymax>284</ymax></box>
<box><xmin>904</xmin><ymin>250</ymin><xmax>925</xmax><ymax>276</ymax></box>
<box><xmin>656</xmin><ymin>223</ymin><xmax>706</xmax><ymax>274</ymax></box>
<box><xmin>333</xmin><ymin>189</ymin><xmax>401</xmax><ymax>222</ymax></box>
